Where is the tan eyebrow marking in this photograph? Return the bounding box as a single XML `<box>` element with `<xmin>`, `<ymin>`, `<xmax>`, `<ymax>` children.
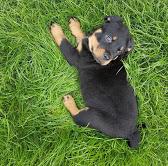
<box><xmin>112</xmin><ymin>36</ymin><xmax>117</xmax><ymax>41</ymax></box>
<box><xmin>127</xmin><ymin>48</ymin><xmax>132</xmax><ymax>51</ymax></box>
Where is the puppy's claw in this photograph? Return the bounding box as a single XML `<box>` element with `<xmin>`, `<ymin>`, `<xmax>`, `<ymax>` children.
<box><xmin>69</xmin><ymin>16</ymin><xmax>78</xmax><ymax>23</ymax></box>
<box><xmin>50</xmin><ymin>21</ymin><xmax>55</xmax><ymax>26</ymax></box>
<box><xmin>63</xmin><ymin>95</ymin><xmax>71</xmax><ymax>101</ymax></box>
<box><xmin>50</xmin><ymin>23</ymin><xmax>61</xmax><ymax>29</ymax></box>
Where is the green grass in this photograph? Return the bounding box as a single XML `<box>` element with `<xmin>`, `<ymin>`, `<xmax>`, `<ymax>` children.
<box><xmin>0</xmin><ymin>0</ymin><xmax>168</xmax><ymax>165</ymax></box>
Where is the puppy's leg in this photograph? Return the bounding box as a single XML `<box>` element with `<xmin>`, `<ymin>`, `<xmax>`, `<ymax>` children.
<box><xmin>50</xmin><ymin>23</ymin><xmax>80</xmax><ymax>67</ymax></box>
<box><xmin>50</xmin><ymin>23</ymin><xmax>66</xmax><ymax>46</ymax></box>
<box><xmin>63</xmin><ymin>95</ymin><xmax>140</xmax><ymax>148</ymax></box>
<box><xmin>69</xmin><ymin>17</ymin><xmax>85</xmax><ymax>43</ymax></box>
<box><xmin>63</xmin><ymin>95</ymin><xmax>102</xmax><ymax>128</ymax></box>
<box><xmin>128</xmin><ymin>129</ymin><xmax>140</xmax><ymax>148</ymax></box>
<box><xmin>63</xmin><ymin>95</ymin><xmax>89</xmax><ymax>115</ymax></box>
<box><xmin>69</xmin><ymin>18</ymin><xmax>85</xmax><ymax>52</ymax></box>
<box><xmin>63</xmin><ymin>95</ymin><xmax>79</xmax><ymax>116</ymax></box>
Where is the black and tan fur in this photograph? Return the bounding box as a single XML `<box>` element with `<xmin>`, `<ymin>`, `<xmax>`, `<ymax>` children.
<box><xmin>50</xmin><ymin>16</ymin><xmax>139</xmax><ymax>148</ymax></box>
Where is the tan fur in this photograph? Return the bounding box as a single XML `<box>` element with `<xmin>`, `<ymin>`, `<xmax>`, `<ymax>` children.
<box><xmin>76</xmin><ymin>41</ymin><xmax>83</xmax><ymax>52</ymax></box>
<box><xmin>63</xmin><ymin>95</ymin><xmax>89</xmax><ymax>116</ymax></box>
<box><xmin>88</xmin><ymin>29</ymin><xmax>113</xmax><ymax>65</ymax></box>
<box><xmin>69</xmin><ymin>18</ymin><xmax>85</xmax><ymax>52</ymax></box>
<box><xmin>127</xmin><ymin>48</ymin><xmax>132</xmax><ymax>52</ymax></box>
<box><xmin>63</xmin><ymin>95</ymin><xmax>79</xmax><ymax>116</ymax></box>
<box><xmin>88</xmin><ymin>29</ymin><xmax>105</xmax><ymax>58</ymax></box>
<box><xmin>69</xmin><ymin>18</ymin><xmax>85</xmax><ymax>43</ymax></box>
<box><xmin>50</xmin><ymin>23</ymin><xmax>65</xmax><ymax>46</ymax></box>
<box><xmin>112</xmin><ymin>36</ymin><xmax>117</xmax><ymax>41</ymax></box>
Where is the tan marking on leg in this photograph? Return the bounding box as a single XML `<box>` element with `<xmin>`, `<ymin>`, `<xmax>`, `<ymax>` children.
<box><xmin>127</xmin><ymin>47</ymin><xmax>132</xmax><ymax>52</ymax></box>
<box><xmin>95</xmin><ymin>29</ymin><xmax>102</xmax><ymax>33</ymax></box>
<box><xmin>76</xmin><ymin>41</ymin><xmax>83</xmax><ymax>52</ymax></box>
<box><xmin>50</xmin><ymin>23</ymin><xmax>65</xmax><ymax>46</ymax></box>
<box><xmin>69</xmin><ymin>18</ymin><xmax>85</xmax><ymax>43</ymax></box>
<box><xmin>63</xmin><ymin>95</ymin><xmax>79</xmax><ymax>116</ymax></box>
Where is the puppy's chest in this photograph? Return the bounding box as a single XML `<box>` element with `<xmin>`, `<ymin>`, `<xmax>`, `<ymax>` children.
<box><xmin>79</xmin><ymin>68</ymin><xmax>126</xmax><ymax>94</ymax></box>
<box><xmin>78</xmin><ymin>67</ymin><xmax>128</xmax><ymax>109</ymax></box>
<box><xmin>82</xmin><ymin>65</ymin><xmax>125</xmax><ymax>79</ymax></box>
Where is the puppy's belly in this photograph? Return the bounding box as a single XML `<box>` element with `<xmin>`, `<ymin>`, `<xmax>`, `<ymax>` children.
<box><xmin>79</xmin><ymin>71</ymin><xmax>137</xmax><ymax>119</ymax></box>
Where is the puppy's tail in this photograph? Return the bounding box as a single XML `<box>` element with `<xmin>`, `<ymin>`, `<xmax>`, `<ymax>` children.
<box><xmin>127</xmin><ymin>129</ymin><xmax>140</xmax><ymax>148</ymax></box>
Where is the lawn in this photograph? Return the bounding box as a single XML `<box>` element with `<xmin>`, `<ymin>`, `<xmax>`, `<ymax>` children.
<box><xmin>0</xmin><ymin>0</ymin><xmax>168</xmax><ymax>165</ymax></box>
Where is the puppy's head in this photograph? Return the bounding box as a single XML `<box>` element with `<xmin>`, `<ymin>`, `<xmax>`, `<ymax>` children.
<box><xmin>88</xmin><ymin>16</ymin><xmax>133</xmax><ymax>65</ymax></box>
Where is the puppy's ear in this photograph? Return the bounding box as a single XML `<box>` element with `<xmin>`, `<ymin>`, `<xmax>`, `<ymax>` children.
<box><xmin>127</xmin><ymin>37</ymin><xmax>134</xmax><ymax>52</ymax></box>
<box><xmin>121</xmin><ymin>37</ymin><xmax>134</xmax><ymax>59</ymax></box>
<box><xmin>104</xmin><ymin>16</ymin><xmax>122</xmax><ymax>23</ymax></box>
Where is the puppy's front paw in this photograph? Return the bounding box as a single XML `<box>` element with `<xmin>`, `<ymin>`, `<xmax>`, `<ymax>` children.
<box><xmin>69</xmin><ymin>17</ymin><xmax>81</xmax><ymax>30</ymax></box>
<box><xmin>50</xmin><ymin>23</ymin><xmax>63</xmax><ymax>34</ymax></box>
<box><xmin>69</xmin><ymin>17</ymin><xmax>84</xmax><ymax>41</ymax></box>
<box><xmin>50</xmin><ymin>23</ymin><xmax>65</xmax><ymax>46</ymax></box>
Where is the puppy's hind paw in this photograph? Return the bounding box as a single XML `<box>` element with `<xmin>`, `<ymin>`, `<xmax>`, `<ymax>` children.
<box><xmin>63</xmin><ymin>95</ymin><xmax>79</xmax><ymax>116</ymax></box>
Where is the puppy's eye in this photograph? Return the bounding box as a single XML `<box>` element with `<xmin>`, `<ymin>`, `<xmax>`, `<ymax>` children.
<box><xmin>103</xmin><ymin>53</ymin><xmax>110</xmax><ymax>60</ymax></box>
<box><xmin>105</xmin><ymin>35</ymin><xmax>112</xmax><ymax>43</ymax></box>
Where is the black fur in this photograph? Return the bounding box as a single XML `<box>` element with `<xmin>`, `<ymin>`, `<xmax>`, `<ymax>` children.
<box><xmin>59</xmin><ymin>16</ymin><xmax>139</xmax><ymax>148</ymax></box>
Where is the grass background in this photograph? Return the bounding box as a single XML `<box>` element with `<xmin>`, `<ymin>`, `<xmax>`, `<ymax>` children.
<box><xmin>0</xmin><ymin>0</ymin><xmax>168</xmax><ymax>165</ymax></box>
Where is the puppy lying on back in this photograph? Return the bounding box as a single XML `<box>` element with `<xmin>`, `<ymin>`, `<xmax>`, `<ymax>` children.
<box><xmin>50</xmin><ymin>16</ymin><xmax>139</xmax><ymax>148</ymax></box>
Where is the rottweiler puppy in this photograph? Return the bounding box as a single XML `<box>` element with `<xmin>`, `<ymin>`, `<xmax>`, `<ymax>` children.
<box><xmin>50</xmin><ymin>16</ymin><xmax>139</xmax><ymax>148</ymax></box>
